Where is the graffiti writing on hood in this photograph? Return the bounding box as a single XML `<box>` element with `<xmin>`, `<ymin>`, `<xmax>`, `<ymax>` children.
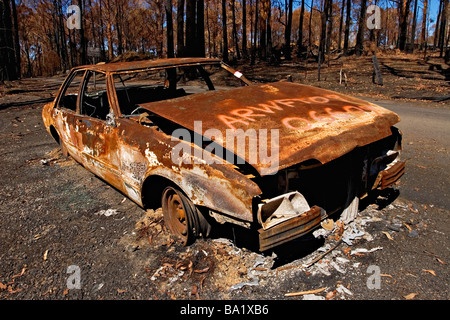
<box><xmin>217</xmin><ymin>94</ymin><xmax>382</xmax><ymax>131</ymax></box>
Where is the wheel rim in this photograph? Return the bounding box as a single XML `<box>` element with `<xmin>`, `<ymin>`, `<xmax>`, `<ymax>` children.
<box><xmin>162</xmin><ymin>187</ymin><xmax>189</xmax><ymax>244</ymax></box>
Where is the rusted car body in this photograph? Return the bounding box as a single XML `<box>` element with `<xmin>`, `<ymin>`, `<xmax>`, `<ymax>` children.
<box><xmin>42</xmin><ymin>58</ymin><xmax>405</xmax><ymax>251</ymax></box>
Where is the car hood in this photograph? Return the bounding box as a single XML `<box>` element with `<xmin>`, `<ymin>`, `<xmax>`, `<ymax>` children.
<box><xmin>139</xmin><ymin>82</ymin><xmax>400</xmax><ymax>175</ymax></box>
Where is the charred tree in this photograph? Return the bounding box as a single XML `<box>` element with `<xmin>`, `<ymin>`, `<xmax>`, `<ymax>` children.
<box><xmin>284</xmin><ymin>0</ymin><xmax>293</xmax><ymax>60</ymax></box>
<box><xmin>398</xmin><ymin>0</ymin><xmax>413</xmax><ymax>51</ymax></box>
<box><xmin>177</xmin><ymin>0</ymin><xmax>185</xmax><ymax>57</ymax></box>
<box><xmin>196</xmin><ymin>0</ymin><xmax>205</xmax><ymax>57</ymax></box>
<box><xmin>166</xmin><ymin>0</ymin><xmax>174</xmax><ymax>58</ymax></box>
<box><xmin>185</xmin><ymin>0</ymin><xmax>205</xmax><ymax>57</ymax></box>
<box><xmin>231</xmin><ymin>0</ymin><xmax>240</xmax><ymax>60</ymax></box>
<box><xmin>410</xmin><ymin>0</ymin><xmax>418</xmax><ymax>52</ymax></box>
<box><xmin>308</xmin><ymin>0</ymin><xmax>314</xmax><ymax>57</ymax></box>
<box><xmin>11</xmin><ymin>0</ymin><xmax>20</xmax><ymax>77</ymax></box>
<box><xmin>434</xmin><ymin>0</ymin><xmax>443</xmax><ymax>49</ymax></box>
<box><xmin>0</xmin><ymin>0</ymin><xmax>19</xmax><ymax>81</ymax></box>
<box><xmin>242</xmin><ymin>0</ymin><xmax>248</xmax><ymax>58</ymax></box>
<box><xmin>355</xmin><ymin>0</ymin><xmax>367</xmax><ymax>56</ymax></box>
<box><xmin>326</xmin><ymin>0</ymin><xmax>333</xmax><ymax>55</ymax></box>
<box><xmin>338</xmin><ymin>0</ymin><xmax>344</xmax><ymax>50</ymax></box>
<box><xmin>221</xmin><ymin>0</ymin><xmax>228</xmax><ymax>62</ymax></box>
<box><xmin>297</xmin><ymin>0</ymin><xmax>305</xmax><ymax>58</ymax></box>
<box><xmin>78</xmin><ymin>0</ymin><xmax>87</xmax><ymax>64</ymax></box>
<box><xmin>319</xmin><ymin>0</ymin><xmax>330</xmax><ymax>63</ymax></box>
<box><xmin>421</xmin><ymin>0</ymin><xmax>428</xmax><ymax>49</ymax></box>
<box><xmin>186</xmin><ymin>0</ymin><xmax>195</xmax><ymax>56</ymax></box>
<box><xmin>343</xmin><ymin>0</ymin><xmax>351</xmax><ymax>55</ymax></box>
<box><xmin>267</xmin><ymin>0</ymin><xmax>272</xmax><ymax>61</ymax></box>
<box><xmin>259</xmin><ymin>0</ymin><xmax>271</xmax><ymax>60</ymax></box>
<box><xmin>251</xmin><ymin>0</ymin><xmax>258</xmax><ymax>65</ymax></box>
<box><xmin>438</xmin><ymin>0</ymin><xmax>449</xmax><ymax>57</ymax></box>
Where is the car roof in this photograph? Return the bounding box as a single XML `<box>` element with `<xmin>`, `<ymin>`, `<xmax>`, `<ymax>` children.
<box><xmin>73</xmin><ymin>57</ymin><xmax>222</xmax><ymax>73</ymax></box>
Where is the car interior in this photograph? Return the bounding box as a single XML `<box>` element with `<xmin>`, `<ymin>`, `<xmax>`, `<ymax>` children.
<box><xmin>80</xmin><ymin>71</ymin><xmax>111</xmax><ymax>120</ymax></box>
<box><xmin>114</xmin><ymin>66</ymin><xmax>215</xmax><ymax>117</ymax></box>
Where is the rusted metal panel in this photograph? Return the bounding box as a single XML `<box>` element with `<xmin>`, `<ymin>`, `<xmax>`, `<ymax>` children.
<box><xmin>114</xmin><ymin>117</ymin><xmax>261</xmax><ymax>221</ymax></box>
<box><xmin>379</xmin><ymin>160</ymin><xmax>406</xmax><ymax>190</ymax></box>
<box><xmin>139</xmin><ymin>82</ymin><xmax>400</xmax><ymax>175</ymax></box>
<box><xmin>258</xmin><ymin>206</ymin><xmax>322</xmax><ymax>251</ymax></box>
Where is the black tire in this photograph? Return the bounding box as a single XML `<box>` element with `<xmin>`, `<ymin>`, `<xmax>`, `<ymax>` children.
<box><xmin>161</xmin><ymin>186</ymin><xmax>211</xmax><ymax>246</ymax></box>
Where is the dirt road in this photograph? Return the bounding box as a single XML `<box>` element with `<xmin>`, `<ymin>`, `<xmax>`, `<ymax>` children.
<box><xmin>0</xmin><ymin>96</ymin><xmax>448</xmax><ymax>304</ymax></box>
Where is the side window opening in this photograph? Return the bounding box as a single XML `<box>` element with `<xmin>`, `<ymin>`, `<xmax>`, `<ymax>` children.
<box><xmin>58</xmin><ymin>70</ymin><xmax>85</xmax><ymax>111</ymax></box>
<box><xmin>80</xmin><ymin>71</ymin><xmax>111</xmax><ymax>120</ymax></box>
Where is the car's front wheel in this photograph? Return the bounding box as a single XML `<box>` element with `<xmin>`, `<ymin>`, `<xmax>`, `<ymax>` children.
<box><xmin>161</xmin><ymin>186</ymin><xmax>211</xmax><ymax>246</ymax></box>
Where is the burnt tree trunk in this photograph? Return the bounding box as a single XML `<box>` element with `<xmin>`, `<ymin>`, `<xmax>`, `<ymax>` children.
<box><xmin>319</xmin><ymin>0</ymin><xmax>330</xmax><ymax>63</ymax></box>
<box><xmin>409</xmin><ymin>0</ymin><xmax>418</xmax><ymax>52</ymax></box>
<box><xmin>355</xmin><ymin>0</ymin><xmax>367</xmax><ymax>56</ymax></box>
<box><xmin>197</xmin><ymin>0</ymin><xmax>205</xmax><ymax>56</ymax></box>
<box><xmin>251</xmin><ymin>0</ymin><xmax>258</xmax><ymax>65</ymax></box>
<box><xmin>242</xmin><ymin>0</ymin><xmax>248</xmax><ymax>58</ymax></box>
<box><xmin>308</xmin><ymin>0</ymin><xmax>314</xmax><ymax>57</ymax></box>
<box><xmin>326</xmin><ymin>0</ymin><xmax>333</xmax><ymax>55</ymax></box>
<box><xmin>398</xmin><ymin>0</ymin><xmax>412</xmax><ymax>51</ymax></box>
<box><xmin>343</xmin><ymin>0</ymin><xmax>351</xmax><ymax>55</ymax></box>
<box><xmin>438</xmin><ymin>0</ymin><xmax>449</xmax><ymax>57</ymax></box>
<box><xmin>284</xmin><ymin>0</ymin><xmax>293</xmax><ymax>60</ymax></box>
<box><xmin>267</xmin><ymin>0</ymin><xmax>272</xmax><ymax>61</ymax></box>
<box><xmin>11</xmin><ymin>0</ymin><xmax>20</xmax><ymax>77</ymax></box>
<box><xmin>421</xmin><ymin>0</ymin><xmax>428</xmax><ymax>49</ymax></box>
<box><xmin>0</xmin><ymin>0</ymin><xmax>19</xmax><ymax>81</ymax></box>
<box><xmin>185</xmin><ymin>0</ymin><xmax>205</xmax><ymax>57</ymax></box>
<box><xmin>177</xmin><ymin>0</ymin><xmax>185</xmax><ymax>57</ymax></box>
<box><xmin>78</xmin><ymin>0</ymin><xmax>87</xmax><ymax>64</ymax></box>
<box><xmin>338</xmin><ymin>0</ymin><xmax>344</xmax><ymax>50</ymax></box>
<box><xmin>165</xmin><ymin>0</ymin><xmax>174</xmax><ymax>58</ymax></box>
<box><xmin>434</xmin><ymin>0</ymin><xmax>443</xmax><ymax>49</ymax></box>
<box><xmin>231</xmin><ymin>0</ymin><xmax>240</xmax><ymax>59</ymax></box>
<box><xmin>297</xmin><ymin>0</ymin><xmax>305</xmax><ymax>57</ymax></box>
<box><xmin>221</xmin><ymin>0</ymin><xmax>228</xmax><ymax>62</ymax></box>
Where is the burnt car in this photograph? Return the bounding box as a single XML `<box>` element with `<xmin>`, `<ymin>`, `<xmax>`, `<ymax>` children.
<box><xmin>42</xmin><ymin>58</ymin><xmax>405</xmax><ymax>251</ymax></box>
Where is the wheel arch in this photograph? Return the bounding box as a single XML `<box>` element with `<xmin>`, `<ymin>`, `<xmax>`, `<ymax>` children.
<box><xmin>141</xmin><ymin>174</ymin><xmax>185</xmax><ymax>210</ymax></box>
<box><xmin>49</xmin><ymin>125</ymin><xmax>60</xmax><ymax>144</ymax></box>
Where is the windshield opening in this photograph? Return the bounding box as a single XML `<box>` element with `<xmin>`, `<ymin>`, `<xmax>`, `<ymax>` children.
<box><xmin>113</xmin><ymin>63</ymin><xmax>248</xmax><ymax>117</ymax></box>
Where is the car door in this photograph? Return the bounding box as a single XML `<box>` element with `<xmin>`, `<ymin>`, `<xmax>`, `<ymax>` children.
<box><xmin>73</xmin><ymin>70</ymin><xmax>123</xmax><ymax>190</ymax></box>
<box><xmin>52</xmin><ymin>69</ymin><xmax>86</xmax><ymax>159</ymax></box>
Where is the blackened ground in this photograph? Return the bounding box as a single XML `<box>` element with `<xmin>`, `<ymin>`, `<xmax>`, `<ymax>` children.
<box><xmin>0</xmin><ymin>98</ymin><xmax>448</xmax><ymax>301</ymax></box>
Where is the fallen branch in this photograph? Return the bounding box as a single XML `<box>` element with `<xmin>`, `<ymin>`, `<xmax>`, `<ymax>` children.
<box><xmin>285</xmin><ymin>287</ymin><xmax>328</xmax><ymax>297</ymax></box>
<box><xmin>304</xmin><ymin>240</ymin><xmax>343</xmax><ymax>268</ymax></box>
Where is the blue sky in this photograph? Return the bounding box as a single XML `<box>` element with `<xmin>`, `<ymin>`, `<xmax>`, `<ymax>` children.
<box><xmin>293</xmin><ymin>0</ymin><xmax>441</xmax><ymax>21</ymax></box>
<box><xmin>292</xmin><ymin>0</ymin><xmax>442</xmax><ymax>33</ymax></box>
<box><xmin>428</xmin><ymin>0</ymin><xmax>440</xmax><ymax>22</ymax></box>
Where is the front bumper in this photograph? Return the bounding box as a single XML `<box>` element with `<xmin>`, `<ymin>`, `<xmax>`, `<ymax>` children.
<box><xmin>258</xmin><ymin>205</ymin><xmax>322</xmax><ymax>251</ymax></box>
<box><xmin>256</xmin><ymin>154</ymin><xmax>405</xmax><ymax>252</ymax></box>
<box><xmin>372</xmin><ymin>160</ymin><xmax>406</xmax><ymax>190</ymax></box>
